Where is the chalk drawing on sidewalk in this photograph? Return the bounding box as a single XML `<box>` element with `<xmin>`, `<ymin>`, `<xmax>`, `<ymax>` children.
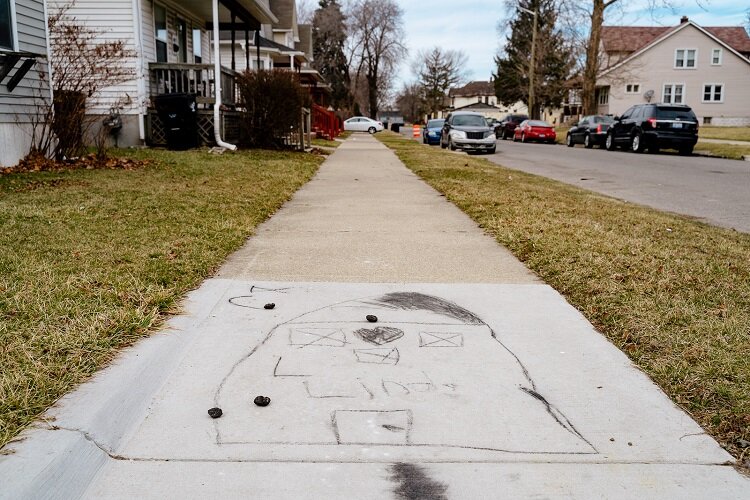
<box><xmin>215</xmin><ymin>289</ymin><xmax>598</xmax><ymax>455</ymax></box>
<box><xmin>419</xmin><ymin>331</ymin><xmax>464</xmax><ymax>347</ymax></box>
<box><xmin>228</xmin><ymin>285</ymin><xmax>292</xmax><ymax>310</ymax></box>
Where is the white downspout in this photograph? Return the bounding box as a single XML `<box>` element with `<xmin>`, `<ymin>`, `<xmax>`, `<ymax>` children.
<box><xmin>131</xmin><ymin>0</ymin><xmax>145</xmax><ymax>142</ymax></box>
<box><xmin>212</xmin><ymin>0</ymin><xmax>237</xmax><ymax>150</ymax></box>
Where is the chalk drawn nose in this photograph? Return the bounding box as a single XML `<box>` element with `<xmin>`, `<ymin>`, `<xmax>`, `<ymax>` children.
<box><xmin>354</xmin><ymin>327</ymin><xmax>404</xmax><ymax>345</ymax></box>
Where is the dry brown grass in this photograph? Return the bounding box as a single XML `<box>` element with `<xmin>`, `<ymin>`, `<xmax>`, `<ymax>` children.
<box><xmin>378</xmin><ymin>131</ymin><xmax>750</xmax><ymax>461</ymax></box>
<box><xmin>0</xmin><ymin>148</ymin><xmax>321</xmax><ymax>448</ymax></box>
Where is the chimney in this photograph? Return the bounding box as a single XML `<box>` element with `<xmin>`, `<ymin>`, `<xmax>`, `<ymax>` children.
<box><xmin>680</xmin><ymin>15</ymin><xmax>689</xmax><ymax>24</ymax></box>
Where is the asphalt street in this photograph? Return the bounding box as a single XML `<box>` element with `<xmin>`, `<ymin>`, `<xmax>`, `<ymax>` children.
<box><xmin>486</xmin><ymin>139</ymin><xmax>750</xmax><ymax>233</ymax></box>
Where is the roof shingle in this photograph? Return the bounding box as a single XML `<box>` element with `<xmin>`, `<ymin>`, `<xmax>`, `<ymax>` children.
<box><xmin>601</xmin><ymin>24</ymin><xmax>750</xmax><ymax>56</ymax></box>
<box><xmin>449</xmin><ymin>81</ymin><xmax>494</xmax><ymax>97</ymax></box>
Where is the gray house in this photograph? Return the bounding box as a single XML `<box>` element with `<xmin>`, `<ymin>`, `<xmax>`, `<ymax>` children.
<box><xmin>0</xmin><ymin>0</ymin><xmax>51</xmax><ymax>167</ymax></box>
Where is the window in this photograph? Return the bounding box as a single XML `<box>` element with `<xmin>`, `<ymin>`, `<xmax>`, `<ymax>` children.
<box><xmin>192</xmin><ymin>28</ymin><xmax>202</xmax><ymax>63</ymax></box>
<box><xmin>597</xmin><ymin>86</ymin><xmax>609</xmax><ymax>105</ymax></box>
<box><xmin>625</xmin><ymin>83</ymin><xmax>640</xmax><ymax>94</ymax></box>
<box><xmin>711</xmin><ymin>48</ymin><xmax>722</xmax><ymax>65</ymax></box>
<box><xmin>663</xmin><ymin>84</ymin><xmax>684</xmax><ymax>104</ymax></box>
<box><xmin>154</xmin><ymin>4</ymin><xmax>168</xmax><ymax>63</ymax></box>
<box><xmin>675</xmin><ymin>49</ymin><xmax>696</xmax><ymax>68</ymax></box>
<box><xmin>703</xmin><ymin>116</ymin><xmax>712</xmax><ymax>125</ymax></box>
<box><xmin>702</xmin><ymin>83</ymin><xmax>723</xmax><ymax>103</ymax></box>
<box><xmin>0</xmin><ymin>0</ymin><xmax>15</xmax><ymax>50</ymax></box>
<box><xmin>620</xmin><ymin>107</ymin><xmax>635</xmax><ymax>120</ymax></box>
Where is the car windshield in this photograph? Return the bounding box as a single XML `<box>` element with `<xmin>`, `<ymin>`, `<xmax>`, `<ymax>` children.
<box><xmin>452</xmin><ymin>115</ymin><xmax>488</xmax><ymax>127</ymax></box>
<box><xmin>592</xmin><ymin>116</ymin><xmax>614</xmax><ymax>123</ymax></box>
<box><xmin>427</xmin><ymin>119</ymin><xmax>444</xmax><ymax>128</ymax></box>
<box><xmin>510</xmin><ymin>115</ymin><xmax>528</xmax><ymax>122</ymax></box>
<box><xmin>656</xmin><ymin>107</ymin><xmax>696</xmax><ymax>120</ymax></box>
<box><xmin>528</xmin><ymin>120</ymin><xmax>552</xmax><ymax>127</ymax></box>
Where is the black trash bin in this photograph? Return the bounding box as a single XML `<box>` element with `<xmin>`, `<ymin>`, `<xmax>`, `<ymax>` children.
<box><xmin>154</xmin><ymin>93</ymin><xmax>199</xmax><ymax>150</ymax></box>
<box><xmin>391</xmin><ymin>123</ymin><xmax>401</xmax><ymax>133</ymax></box>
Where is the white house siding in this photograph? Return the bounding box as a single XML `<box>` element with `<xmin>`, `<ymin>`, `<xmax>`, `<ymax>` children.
<box><xmin>49</xmin><ymin>0</ymin><xmax>139</xmax><ymax>114</ymax></box>
<box><xmin>599</xmin><ymin>23</ymin><xmax>750</xmax><ymax>125</ymax></box>
<box><xmin>0</xmin><ymin>0</ymin><xmax>50</xmax><ymax>167</ymax></box>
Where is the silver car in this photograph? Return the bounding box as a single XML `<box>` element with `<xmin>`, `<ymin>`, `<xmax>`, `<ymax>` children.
<box><xmin>439</xmin><ymin>112</ymin><xmax>496</xmax><ymax>154</ymax></box>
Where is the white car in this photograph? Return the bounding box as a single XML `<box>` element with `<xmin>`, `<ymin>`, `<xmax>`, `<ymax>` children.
<box><xmin>343</xmin><ymin>116</ymin><xmax>384</xmax><ymax>134</ymax></box>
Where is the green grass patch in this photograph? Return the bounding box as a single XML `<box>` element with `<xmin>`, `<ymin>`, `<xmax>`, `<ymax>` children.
<box><xmin>695</xmin><ymin>141</ymin><xmax>750</xmax><ymax>161</ymax></box>
<box><xmin>700</xmin><ymin>126</ymin><xmax>750</xmax><ymax>142</ymax></box>
<box><xmin>0</xmin><ymin>148</ymin><xmax>322</xmax><ymax>448</ymax></box>
<box><xmin>377</xmin><ymin>131</ymin><xmax>750</xmax><ymax>461</ymax></box>
<box><xmin>312</xmin><ymin>137</ymin><xmax>341</xmax><ymax>148</ymax></box>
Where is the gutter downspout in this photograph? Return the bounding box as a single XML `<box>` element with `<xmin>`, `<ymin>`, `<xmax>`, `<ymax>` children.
<box><xmin>212</xmin><ymin>0</ymin><xmax>237</xmax><ymax>150</ymax></box>
<box><xmin>131</xmin><ymin>0</ymin><xmax>145</xmax><ymax>143</ymax></box>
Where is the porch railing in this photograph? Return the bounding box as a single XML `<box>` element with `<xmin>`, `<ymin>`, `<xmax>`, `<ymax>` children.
<box><xmin>312</xmin><ymin>104</ymin><xmax>342</xmax><ymax>140</ymax></box>
<box><xmin>148</xmin><ymin>63</ymin><xmax>238</xmax><ymax>107</ymax></box>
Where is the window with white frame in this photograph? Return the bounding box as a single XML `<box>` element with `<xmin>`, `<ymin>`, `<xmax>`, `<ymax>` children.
<box><xmin>674</xmin><ymin>49</ymin><xmax>696</xmax><ymax>68</ymax></box>
<box><xmin>702</xmin><ymin>83</ymin><xmax>723</xmax><ymax>103</ymax></box>
<box><xmin>154</xmin><ymin>4</ymin><xmax>168</xmax><ymax>63</ymax></box>
<box><xmin>663</xmin><ymin>84</ymin><xmax>685</xmax><ymax>104</ymax></box>
<box><xmin>597</xmin><ymin>86</ymin><xmax>609</xmax><ymax>105</ymax></box>
<box><xmin>0</xmin><ymin>0</ymin><xmax>15</xmax><ymax>50</ymax></box>
<box><xmin>625</xmin><ymin>83</ymin><xmax>640</xmax><ymax>94</ymax></box>
<box><xmin>711</xmin><ymin>48</ymin><xmax>722</xmax><ymax>65</ymax></box>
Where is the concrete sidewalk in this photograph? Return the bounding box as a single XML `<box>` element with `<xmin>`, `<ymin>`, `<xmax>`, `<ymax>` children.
<box><xmin>1</xmin><ymin>135</ymin><xmax>747</xmax><ymax>499</ymax></box>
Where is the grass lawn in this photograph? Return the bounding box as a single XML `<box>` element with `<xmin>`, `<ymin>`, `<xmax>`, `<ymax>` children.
<box><xmin>312</xmin><ymin>137</ymin><xmax>341</xmax><ymax>148</ymax></box>
<box><xmin>0</xmin><ymin>148</ymin><xmax>322</xmax><ymax>449</ymax></box>
<box><xmin>700</xmin><ymin>126</ymin><xmax>750</xmax><ymax>142</ymax></box>
<box><xmin>695</xmin><ymin>141</ymin><xmax>750</xmax><ymax>161</ymax></box>
<box><xmin>377</xmin><ymin>131</ymin><xmax>750</xmax><ymax>462</ymax></box>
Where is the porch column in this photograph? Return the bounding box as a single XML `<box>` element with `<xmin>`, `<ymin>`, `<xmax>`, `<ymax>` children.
<box><xmin>255</xmin><ymin>30</ymin><xmax>261</xmax><ymax>70</ymax></box>
<box><xmin>245</xmin><ymin>28</ymin><xmax>250</xmax><ymax>70</ymax></box>
<box><xmin>230</xmin><ymin>12</ymin><xmax>236</xmax><ymax>71</ymax></box>
<box><xmin>290</xmin><ymin>55</ymin><xmax>294</xmax><ymax>70</ymax></box>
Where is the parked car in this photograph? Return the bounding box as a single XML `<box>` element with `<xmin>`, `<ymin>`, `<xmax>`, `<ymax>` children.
<box><xmin>422</xmin><ymin>119</ymin><xmax>445</xmax><ymax>145</ymax></box>
<box><xmin>344</xmin><ymin>116</ymin><xmax>384</xmax><ymax>134</ymax></box>
<box><xmin>440</xmin><ymin>111</ymin><xmax>496</xmax><ymax>154</ymax></box>
<box><xmin>566</xmin><ymin>115</ymin><xmax>615</xmax><ymax>148</ymax></box>
<box><xmin>513</xmin><ymin>120</ymin><xmax>556</xmax><ymax>143</ymax></box>
<box><xmin>495</xmin><ymin>114</ymin><xmax>529</xmax><ymax>140</ymax></box>
<box><xmin>605</xmin><ymin>104</ymin><xmax>698</xmax><ymax>155</ymax></box>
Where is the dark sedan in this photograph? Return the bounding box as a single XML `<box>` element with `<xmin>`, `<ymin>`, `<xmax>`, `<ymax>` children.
<box><xmin>422</xmin><ymin>119</ymin><xmax>445</xmax><ymax>145</ymax></box>
<box><xmin>495</xmin><ymin>114</ymin><xmax>528</xmax><ymax>140</ymax></box>
<box><xmin>566</xmin><ymin>115</ymin><xmax>614</xmax><ymax>148</ymax></box>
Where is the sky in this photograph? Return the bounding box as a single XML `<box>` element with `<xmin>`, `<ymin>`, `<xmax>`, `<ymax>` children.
<box><xmin>394</xmin><ymin>0</ymin><xmax>749</xmax><ymax>88</ymax></box>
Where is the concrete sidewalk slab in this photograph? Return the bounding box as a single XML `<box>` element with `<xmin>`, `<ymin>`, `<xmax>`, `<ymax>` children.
<box><xmin>1</xmin><ymin>134</ymin><xmax>747</xmax><ymax>498</ymax></box>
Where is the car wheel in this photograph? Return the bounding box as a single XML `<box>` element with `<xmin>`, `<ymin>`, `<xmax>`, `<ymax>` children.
<box><xmin>631</xmin><ymin>132</ymin><xmax>645</xmax><ymax>153</ymax></box>
<box><xmin>487</xmin><ymin>146</ymin><xmax>496</xmax><ymax>154</ymax></box>
<box><xmin>503</xmin><ymin>130</ymin><xmax>510</xmax><ymax>140</ymax></box>
<box><xmin>584</xmin><ymin>134</ymin><xmax>593</xmax><ymax>149</ymax></box>
<box><xmin>449</xmin><ymin>138</ymin><xmax>457</xmax><ymax>151</ymax></box>
<box><xmin>678</xmin><ymin>145</ymin><xmax>694</xmax><ymax>156</ymax></box>
<box><xmin>605</xmin><ymin>133</ymin><xmax>616</xmax><ymax>151</ymax></box>
<box><xmin>566</xmin><ymin>134</ymin><xmax>574</xmax><ymax>147</ymax></box>
<box><xmin>367</xmin><ymin>126</ymin><xmax>376</xmax><ymax>134</ymax></box>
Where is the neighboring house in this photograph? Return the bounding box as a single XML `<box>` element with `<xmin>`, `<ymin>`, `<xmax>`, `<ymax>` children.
<box><xmin>218</xmin><ymin>0</ymin><xmax>329</xmax><ymax>106</ymax></box>
<box><xmin>0</xmin><ymin>0</ymin><xmax>51</xmax><ymax>167</ymax></box>
<box><xmin>48</xmin><ymin>0</ymin><xmax>278</xmax><ymax>147</ymax></box>
<box><xmin>446</xmin><ymin>81</ymin><xmax>527</xmax><ymax>120</ymax></box>
<box><xmin>597</xmin><ymin>16</ymin><xmax>750</xmax><ymax>125</ymax></box>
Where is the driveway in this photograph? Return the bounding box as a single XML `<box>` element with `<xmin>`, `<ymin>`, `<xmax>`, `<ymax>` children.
<box><xmin>485</xmin><ymin>140</ymin><xmax>750</xmax><ymax>233</ymax></box>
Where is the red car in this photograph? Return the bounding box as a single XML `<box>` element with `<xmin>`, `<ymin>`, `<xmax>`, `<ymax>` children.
<box><xmin>513</xmin><ymin>120</ymin><xmax>556</xmax><ymax>144</ymax></box>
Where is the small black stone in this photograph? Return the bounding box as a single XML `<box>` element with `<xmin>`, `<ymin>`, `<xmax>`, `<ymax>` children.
<box><xmin>264</xmin><ymin>303</ymin><xmax>275</xmax><ymax>310</ymax></box>
<box><xmin>208</xmin><ymin>407</ymin><xmax>223</xmax><ymax>419</ymax></box>
<box><xmin>254</xmin><ymin>396</ymin><xmax>271</xmax><ymax>407</ymax></box>
<box><xmin>366</xmin><ymin>314</ymin><xmax>378</xmax><ymax>323</ymax></box>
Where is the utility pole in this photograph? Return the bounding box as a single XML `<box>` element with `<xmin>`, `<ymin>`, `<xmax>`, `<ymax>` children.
<box><xmin>518</xmin><ymin>4</ymin><xmax>537</xmax><ymax>119</ymax></box>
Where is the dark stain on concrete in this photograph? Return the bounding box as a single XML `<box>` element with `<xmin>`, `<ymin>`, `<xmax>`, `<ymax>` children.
<box><xmin>389</xmin><ymin>462</ymin><xmax>448</xmax><ymax>500</ymax></box>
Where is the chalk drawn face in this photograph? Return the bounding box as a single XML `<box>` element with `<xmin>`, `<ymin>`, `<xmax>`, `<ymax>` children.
<box><xmin>216</xmin><ymin>292</ymin><xmax>595</xmax><ymax>455</ymax></box>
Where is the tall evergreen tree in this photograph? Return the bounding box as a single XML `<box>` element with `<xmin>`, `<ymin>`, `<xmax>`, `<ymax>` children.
<box><xmin>312</xmin><ymin>0</ymin><xmax>351</xmax><ymax>110</ymax></box>
<box><xmin>494</xmin><ymin>0</ymin><xmax>573</xmax><ymax>119</ymax></box>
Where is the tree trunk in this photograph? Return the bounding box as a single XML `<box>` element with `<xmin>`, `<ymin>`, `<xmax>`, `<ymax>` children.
<box><xmin>366</xmin><ymin>73</ymin><xmax>378</xmax><ymax>119</ymax></box>
<box><xmin>582</xmin><ymin>0</ymin><xmax>605</xmax><ymax>115</ymax></box>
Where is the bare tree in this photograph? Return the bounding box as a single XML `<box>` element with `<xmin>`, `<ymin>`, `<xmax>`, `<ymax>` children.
<box><xmin>297</xmin><ymin>0</ymin><xmax>316</xmax><ymax>24</ymax></box>
<box><xmin>347</xmin><ymin>0</ymin><xmax>406</xmax><ymax>118</ymax></box>
<box><xmin>414</xmin><ymin>48</ymin><xmax>468</xmax><ymax>116</ymax></box>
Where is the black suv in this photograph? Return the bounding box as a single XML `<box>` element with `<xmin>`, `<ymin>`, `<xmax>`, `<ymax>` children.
<box><xmin>605</xmin><ymin>104</ymin><xmax>698</xmax><ymax>155</ymax></box>
<box><xmin>495</xmin><ymin>114</ymin><xmax>528</xmax><ymax>140</ymax></box>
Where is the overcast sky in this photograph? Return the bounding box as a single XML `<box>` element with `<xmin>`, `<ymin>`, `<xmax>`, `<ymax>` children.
<box><xmin>395</xmin><ymin>0</ymin><xmax>749</xmax><ymax>87</ymax></box>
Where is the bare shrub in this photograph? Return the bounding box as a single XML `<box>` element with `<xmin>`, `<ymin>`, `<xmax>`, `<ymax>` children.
<box><xmin>236</xmin><ymin>70</ymin><xmax>310</xmax><ymax>149</ymax></box>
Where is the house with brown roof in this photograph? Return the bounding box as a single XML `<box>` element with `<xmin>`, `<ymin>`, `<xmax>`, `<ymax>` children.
<box><xmin>446</xmin><ymin>80</ymin><xmax>526</xmax><ymax>120</ymax></box>
<box><xmin>596</xmin><ymin>16</ymin><xmax>750</xmax><ymax>125</ymax></box>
